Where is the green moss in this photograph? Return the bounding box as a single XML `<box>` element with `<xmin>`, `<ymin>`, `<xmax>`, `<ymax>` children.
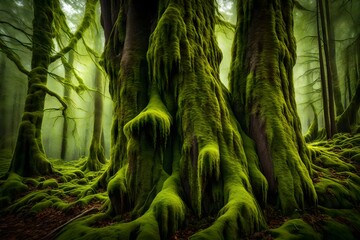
<box><xmin>318</xmin><ymin>154</ymin><xmax>355</xmax><ymax>171</ymax></box>
<box><xmin>30</xmin><ymin>199</ymin><xmax>53</xmax><ymax>213</ymax></box>
<box><xmin>350</xmin><ymin>153</ymin><xmax>360</xmax><ymax>163</ymax></box>
<box><xmin>40</xmin><ymin>178</ymin><xmax>59</xmax><ymax>189</ymax></box>
<box><xmin>322</xmin><ymin>219</ymin><xmax>355</xmax><ymax>240</ymax></box>
<box><xmin>0</xmin><ymin>173</ymin><xmax>28</xmax><ymax>206</ymax></box>
<box><xmin>240</xmin><ymin>128</ymin><xmax>268</xmax><ymax>204</ymax></box>
<box><xmin>123</xmin><ymin>87</ymin><xmax>172</xmax><ymax>145</ymax></box>
<box><xmin>315</xmin><ymin>177</ymin><xmax>360</xmax><ymax>208</ymax></box>
<box><xmin>270</xmin><ymin>219</ymin><xmax>321</xmax><ymax>240</ymax></box>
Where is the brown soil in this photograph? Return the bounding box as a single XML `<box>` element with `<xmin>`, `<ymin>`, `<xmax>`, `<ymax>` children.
<box><xmin>0</xmin><ymin>201</ymin><xmax>102</xmax><ymax>240</ymax></box>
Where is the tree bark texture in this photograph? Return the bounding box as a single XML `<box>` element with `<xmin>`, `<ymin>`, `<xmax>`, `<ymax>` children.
<box><xmin>229</xmin><ymin>0</ymin><xmax>317</xmax><ymax>213</ymax></box>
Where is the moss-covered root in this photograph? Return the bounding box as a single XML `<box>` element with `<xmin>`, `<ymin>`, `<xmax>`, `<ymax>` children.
<box><xmin>81</xmin><ymin>138</ymin><xmax>106</xmax><ymax>172</ymax></box>
<box><xmin>304</xmin><ymin>104</ymin><xmax>319</xmax><ymax>143</ymax></box>
<box><xmin>58</xmin><ymin>170</ymin><xmax>186</xmax><ymax>240</ymax></box>
<box><xmin>9</xmin><ymin>121</ymin><xmax>53</xmax><ymax>176</ymax></box>
<box><xmin>191</xmin><ymin>186</ymin><xmax>265</xmax><ymax>240</ymax></box>
<box><xmin>269</xmin><ymin>219</ymin><xmax>321</xmax><ymax>240</ymax></box>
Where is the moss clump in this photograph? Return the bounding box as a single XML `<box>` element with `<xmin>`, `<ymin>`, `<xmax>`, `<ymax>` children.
<box><xmin>322</xmin><ymin>219</ymin><xmax>355</xmax><ymax>240</ymax></box>
<box><xmin>40</xmin><ymin>178</ymin><xmax>59</xmax><ymax>189</ymax></box>
<box><xmin>0</xmin><ymin>173</ymin><xmax>28</xmax><ymax>208</ymax></box>
<box><xmin>270</xmin><ymin>219</ymin><xmax>321</xmax><ymax>240</ymax></box>
<box><xmin>30</xmin><ymin>199</ymin><xmax>53</xmax><ymax>213</ymax></box>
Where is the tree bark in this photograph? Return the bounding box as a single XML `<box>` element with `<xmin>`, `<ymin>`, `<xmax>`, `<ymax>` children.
<box><xmin>61</xmin><ymin>50</ymin><xmax>74</xmax><ymax>160</ymax></box>
<box><xmin>316</xmin><ymin>0</ymin><xmax>331</xmax><ymax>139</ymax></box>
<box><xmin>319</xmin><ymin>0</ymin><xmax>336</xmax><ymax>137</ymax></box>
<box><xmin>98</xmin><ymin>0</ymin><xmax>266</xmax><ymax>238</ymax></box>
<box><xmin>230</xmin><ymin>0</ymin><xmax>316</xmax><ymax>213</ymax></box>
<box><xmin>81</xmin><ymin>66</ymin><xmax>106</xmax><ymax>171</ymax></box>
<box><xmin>324</xmin><ymin>0</ymin><xmax>344</xmax><ymax>116</ymax></box>
<box><xmin>8</xmin><ymin>0</ymin><xmax>54</xmax><ymax>176</ymax></box>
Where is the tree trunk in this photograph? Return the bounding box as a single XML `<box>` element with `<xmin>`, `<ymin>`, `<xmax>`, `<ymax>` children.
<box><xmin>60</xmin><ymin>50</ymin><xmax>74</xmax><ymax>160</ymax></box>
<box><xmin>81</xmin><ymin>66</ymin><xmax>106</xmax><ymax>171</ymax></box>
<box><xmin>324</xmin><ymin>0</ymin><xmax>344</xmax><ymax>116</ymax></box>
<box><xmin>229</xmin><ymin>0</ymin><xmax>316</xmax><ymax>213</ymax></box>
<box><xmin>0</xmin><ymin>56</ymin><xmax>6</xmax><ymax>148</ymax></box>
<box><xmin>316</xmin><ymin>0</ymin><xmax>331</xmax><ymax>139</ymax></box>
<box><xmin>319</xmin><ymin>0</ymin><xmax>336</xmax><ymax>137</ymax></box>
<box><xmin>336</xmin><ymin>81</ymin><xmax>360</xmax><ymax>132</ymax></box>
<box><xmin>8</xmin><ymin>0</ymin><xmax>53</xmax><ymax>176</ymax></box>
<box><xmin>98</xmin><ymin>0</ymin><xmax>265</xmax><ymax>238</ymax></box>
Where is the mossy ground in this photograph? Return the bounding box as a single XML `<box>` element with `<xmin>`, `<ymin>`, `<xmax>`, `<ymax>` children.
<box><xmin>1</xmin><ymin>133</ymin><xmax>360</xmax><ymax>239</ymax></box>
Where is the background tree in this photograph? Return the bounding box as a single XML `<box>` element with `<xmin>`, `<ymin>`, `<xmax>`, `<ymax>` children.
<box><xmin>0</xmin><ymin>1</ymin><xmax>32</xmax><ymax>155</ymax></box>
<box><xmin>2</xmin><ymin>0</ymin><xmax>98</xmax><ymax>176</ymax></box>
<box><xmin>60</xmin><ymin>50</ymin><xmax>74</xmax><ymax>160</ymax></box>
<box><xmin>81</xmin><ymin>28</ymin><xmax>106</xmax><ymax>171</ymax></box>
<box><xmin>8</xmin><ymin>0</ymin><xmax>56</xmax><ymax>176</ymax></box>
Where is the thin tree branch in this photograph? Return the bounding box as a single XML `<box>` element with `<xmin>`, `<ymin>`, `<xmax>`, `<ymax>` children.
<box><xmin>50</xmin><ymin>0</ymin><xmax>99</xmax><ymax>63</ymax></box>
<box><xmin>0</xmin><ymin>38</ymin><xmax>30</xmax><ymax>75</ymax></box>
<box><xmin>33</xmin><ymin>84</ymin><xmax>68</xmax><ymax>115</ymax></box>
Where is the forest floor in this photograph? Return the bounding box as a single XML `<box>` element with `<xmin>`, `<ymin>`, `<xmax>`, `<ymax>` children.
<box><xmin>1</xmin><ymin>133</ymin><xmax>360</xmax><ymax>239</ymax></box>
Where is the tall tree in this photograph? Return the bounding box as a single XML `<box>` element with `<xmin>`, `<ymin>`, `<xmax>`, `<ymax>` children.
<box><xmin>229</xmin><ymin>0</ymin><xmax>316</xmax><ymax>212</ymax></box>
<box><xmin>324</xmin><ymin>0</ymin><xmax>344</xmax><ymax>116</ymax></box>
<box><xmin>318</xmin><ymin>0</ymin><xmax>336</xmax><ymax>137</ymax></box>
<box><xmin>9</xmin><ymin>0</ymin><xmax>55</xmax><ymax>176</ymax></box>
<box><xmin>4</xmin><ymin>0</ymin><xmax>98</xmax><ymax>176</ymax></box>
<box><xmin>316</xmin><ymin>0</ymin><xmax>331</xmax><ymax>139</ymax></box>
<box><xmin>81</xmin><ymin>65</ymin><xmax>106</xmax><ymax>171</ymax></box>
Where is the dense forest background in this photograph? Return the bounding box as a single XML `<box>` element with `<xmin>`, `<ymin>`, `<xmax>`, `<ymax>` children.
<box><xmin>0</xmin><ymin>0</ymin><xmax>360</xmax><ymax>239</ymax></box>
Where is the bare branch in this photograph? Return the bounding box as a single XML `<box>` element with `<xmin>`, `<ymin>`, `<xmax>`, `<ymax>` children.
<box><xmin>33</xmin><ymin>84</ymin><xmax>68</xmax><ymax>115</ymax></box>
<box><xmin>0</xmin><ymin>38</ymin><xmax>30</xmax><ymax>75</ymax></box>
<box><xmin>0</xmin><ymin>34</ymin><xmax>32</xmax><ymax>50</ymax></box>
<box><xmin>50</xmin><ymin>0</ymin><xmax>99</xmax><ymax>63</ymax></box>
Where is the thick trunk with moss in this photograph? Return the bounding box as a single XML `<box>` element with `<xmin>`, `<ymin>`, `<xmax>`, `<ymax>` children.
<box><xmin>230</xmin><ymin>0</ymin><xmax>316</xmax><ymax>213</ymax></box>
<box><xmin>98</xmin><ymin>0</ymin><xmax>265</xmax><ymax>238</ymax></box>
<box><xmin>8</xmin><ymin>0</ymin><xmax>54</xmax><ymax>177</ymax></box>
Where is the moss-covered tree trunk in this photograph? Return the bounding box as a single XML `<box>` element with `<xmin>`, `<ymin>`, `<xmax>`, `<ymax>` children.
<box><xmin>99</xmin><ymin>0</ymin><xmax>265</xmax><ymax>238</ymax></box>
<box><xmin>8</xmin><ymin>0</ymin><xmax>54</xmax><ymax>176</ymax></box>
<box><xmin>229</xmin><ymin>0</ymin><xmax>317</xmax><ymax>213</ymax></box>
